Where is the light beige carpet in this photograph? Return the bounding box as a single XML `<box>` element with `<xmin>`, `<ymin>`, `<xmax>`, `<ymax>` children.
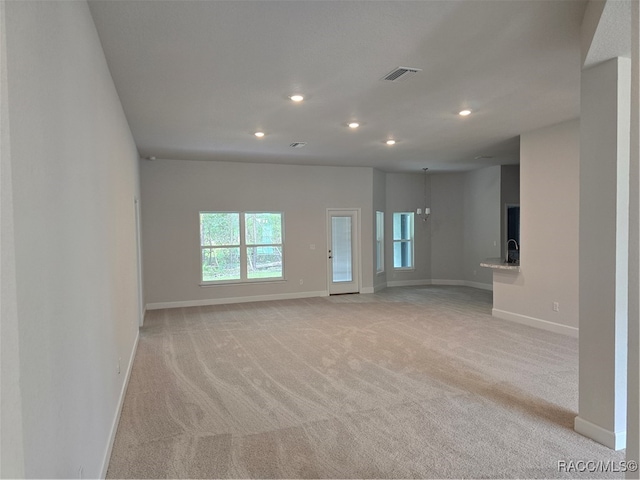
<box><xmin>107</xmin><ymin>286</ymin><xmax>626</xmax><ymax>479</ymax></box>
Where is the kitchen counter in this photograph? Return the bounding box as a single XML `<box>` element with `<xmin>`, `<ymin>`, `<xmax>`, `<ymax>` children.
<box><xmin>480</xmin><ymin>257</ymin><xmax>521</xmax><ymax>272</ymax></box>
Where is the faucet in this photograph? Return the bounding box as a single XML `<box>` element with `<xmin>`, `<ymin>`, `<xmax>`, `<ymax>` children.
<box><xmin>506</xmin><ymin>239</ymin><xmax>519</xmax><ymax>263</ymax></box>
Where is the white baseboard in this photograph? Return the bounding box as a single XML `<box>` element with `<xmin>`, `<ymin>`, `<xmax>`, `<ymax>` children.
<box><xmin>430</xmin><ymin>279</ymin><xmax>493</xmax><ymax>291</ymax></box>
<box><xmin>146</xmin><ymin>290</ymin><xmax>328</xmax><ymax>310</ymax></box>
<box><xmin>387</xmin><ymin>279</ymin><xmax>433</xmax><ymax>287</ymax></box>
<box><xmin>574</xmin><ymin>416</ymin><xmax>626</xmax><ymax>450</ymax></box>
<box><xmin>462</xmin><ymin>280</ymin><xmax>493</xmax><ymax>291</ymax></box>
<box><xmin>492</xmin><ymin>308</ymin><xmax>579</xmax><ymax>338</ymax></box>
<box><xmin>386</xmin><ymin>279</ymin><xmax>493</xmax><ymax>291</ymax></box>
<box><xmin>100</xmin><ymin>329</ymin><xmax>139</xmax><ymax>478</ymax></box>
<box><xmin>146</xmin><ymin>282</ymin><xmax>492</xmax><ymax>310</ymax></box>
<box><xmin>373</xmin><ymin>283</ymin><xmax>388</xmax><ymax>293</ymax></box>
<box><xmin>429</xmin><ymin>279</ymin><xmax>460</xmax><ymax>286</ymax></box>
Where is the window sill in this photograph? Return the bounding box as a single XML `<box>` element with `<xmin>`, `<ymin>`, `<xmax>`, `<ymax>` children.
<box><xmin>200</xmin><ymin>278</ymin><xmax>287</xmax><ymax>287</ymax></box>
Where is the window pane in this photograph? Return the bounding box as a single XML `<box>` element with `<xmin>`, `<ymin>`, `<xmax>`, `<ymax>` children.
<box><xmin>393</xmin><ymin>241</ymin><xmax>413</xmax><ymax>268</ymax></box>
<box><xmin>201</xmin><ymin>247</ymin><xmax>240</xmax><ymax>281</ymax></box>
<box><xmin>401</xmin><ymin>241</ymin><xmax>412</xmax><ymax>267</ymax></box>
<box><xmin>246</xmin><ymin>246</ymin><xmax>283</xmax><ymax>279</ymax></box>
<box><xmin>200</xmin><ymin>213</ymin><xmax>240</xmax><ymax>246</ymax></box>
<box><xmin>392</xmin><ymin>213</ymin><xmax>412</xmax><ymax>240</ymax></box>
<box><xmin>376</xmin><ymin>211</ymin><xmax>384</xmax><ymax>241</ymax></box>
<box><xmin>393</xmin><ymin>214</ymin><xmax>401</xmax><ymax>241</ymax></box>
<box><xmin>393</xmin><ymin>212</ymin><xmax>413</xmax><ymax>241</ymax></box>
<box><xmin>332</xmin><ymin>216</ymin><xmax>352</xmax><ymax>283</ymax></box>
<box><xmin>245</xmin><ymin>213</ymin><xmax>282</xmax><ymax>245</ymax></box>
<box><xmin>401</xmin><ymin>214</ymin><xmax>409</xmax><ymax>239</ymax></box>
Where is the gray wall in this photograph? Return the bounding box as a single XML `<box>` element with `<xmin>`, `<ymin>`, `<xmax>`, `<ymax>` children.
<box><xmin>577</xmin><ymin>57</ymin><xmax>629</xmax><ymax>447</ymax></box>
<box><xmin>141</xmin><ymin>162</ymin><xmax>505</xmax><ymax>306</ymax></box>
<box><xmin>429</xmin><ymin>168</ymin><xmax>501</xmax><ymax>288</ymax></box>
<box><xmin>463</xmin><ymin>166</ymin><xmax>501</xmax><ymax>286</ymax></box>
<box><xmin>430</xmin><ymin>173</ymin><xmax>465</xmax><ymax>281</ymax></box>
<box><xmin>385</xmin><ymin>173</ymin><xmax>432</xmax><ymax>285</ymax></box>
<box><xmin>0</xmin><ymin>1</ymin><xmax>23</xmax><ymax>475</ymax></box>
<box><xmin>2</xmin><ymin>1</ymin><xmax>141</xmax><ymax>477</ymax></box>
<box><xmin>141</xmin><ymin>159</ymin><xmax>375</xmax><ymax>306</ymax></box>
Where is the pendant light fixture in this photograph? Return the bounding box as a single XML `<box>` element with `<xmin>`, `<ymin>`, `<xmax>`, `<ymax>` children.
<box><xmin>416</xmin><ymin>167</ymin><xmax>431</xmax><ymax>221</ymax></box>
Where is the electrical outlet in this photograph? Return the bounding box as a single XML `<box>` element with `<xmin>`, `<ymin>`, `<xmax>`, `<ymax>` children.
<box><xmin>299</xmin><ymin>279</ymin><xmax>304</xmax><ymax>285</ymax></box>
<box><xmin>553</xmin><ymin>302</ymin><xmax>560</xmax><ymax>312</ymax></box>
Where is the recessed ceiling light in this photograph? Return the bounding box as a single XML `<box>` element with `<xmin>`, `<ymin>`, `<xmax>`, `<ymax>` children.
<box><xmin>386</xmin><ymin>140</ymin><xmax>396</xmax><ymax>145</ymax></box>
<box><xmin>348</xmin><ymin>122</ymin><xmax>360</xmax><ymax>129</ymax></box>
<box><xmin>254</xmin><ymin>131</ymin><xmax>265</xmax><ymax>138</ymax></box>
<box><xmin>459</xmin><ymin>109</ymin><xmax>472</xmax><ymax>116</ymax></box>
<box><xmin>290</xmin><ymin>95</ymin><xmax>304</xmax><ymax>102</ymax></box>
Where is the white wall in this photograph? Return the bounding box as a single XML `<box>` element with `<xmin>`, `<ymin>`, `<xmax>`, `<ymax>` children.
<box><xmin>2</xmin><ymin>1</ymin><xmax>141</xmax><ymax>477</ymax></box>
<box><xmin>493</xmin><ymin>119</ymin><xmax>580</xmax><ymax>336</ymax></box>
<box><xmin>463</xmin><ymin>166</ymin><xmax>501</xmax><ymax>288</ymax></box>
<box><xmin>141</xmin><ymin>159</ymin><xmax>375</xmax><ymax>307</ymax></box>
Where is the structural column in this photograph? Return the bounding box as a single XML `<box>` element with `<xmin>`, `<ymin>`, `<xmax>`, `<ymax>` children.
<box><xmin>576</xmin><ymin>56</ymin><xmax>631</xmax><ymax>450</ymax></box>
<box><xmin>627</xmin><ymin>0</ymin><xmax>640</xmax><ymax>473</ymax></box>
<box><xmin>0</xmin><ymin>0</ymin><xmax>26</xmax><ymax>476</ymax></box>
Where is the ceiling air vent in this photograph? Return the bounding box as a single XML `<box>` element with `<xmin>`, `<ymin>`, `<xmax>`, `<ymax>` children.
<box><xmin>381</xmin><ymin>66</ymin><xmax>422</xmax><ymax>82</ymax></box>
<box><xmin>289</xmin><ymin>142</ymin><xmax>307</xmax><ymax>148</ymax></box>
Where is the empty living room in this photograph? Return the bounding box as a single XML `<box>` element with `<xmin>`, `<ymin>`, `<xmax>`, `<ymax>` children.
<box><xmin>1</xmin><ymin>0</ymin><xmax>638</xmax><ymax>478</ymax></box>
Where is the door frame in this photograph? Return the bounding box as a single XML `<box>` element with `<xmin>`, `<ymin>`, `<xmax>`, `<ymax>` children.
<box><xmin>326</xmin><ymin>208</ymin><xmax>361</xmax><ymax>295</ymax></box>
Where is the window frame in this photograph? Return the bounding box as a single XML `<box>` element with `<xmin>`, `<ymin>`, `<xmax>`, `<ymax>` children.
<box><xmin>376</xmin><ymin>211</ymin><xmax>385</xmax><ymax>274</ymax></box>
<box><xmin>199</xmin><ymin>211</ymin><xmax>285</xmax><ymax>285</ymax></box>
<box><xmin>392</xmin><ymin>212</ymin><xmax>414</xmax><ymax>270</ymax></box>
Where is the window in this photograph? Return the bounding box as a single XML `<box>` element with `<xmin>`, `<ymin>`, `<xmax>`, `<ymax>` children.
<box><xmin>200</xmin><ymin>212</ymin><xmax>241</xmax><ymax>282</ymax></box>
<box><xmin>393</xmin><ymin>212</ymin><xmax>414</xmax><ymax>269</ymax></box>
<box><xmin>376</xmin><ymin>211</ymin><xmax>384</xmax><ymax>273</ymax></box>
<box><xmin>200</xmin><ymin>212</ymin><xmax>283</xmax><ymax>283</ymax></box>
<box><xmin>245</xmin><ymin>213</ymin><xmax>283</xmax><ymax>280</ymax></box>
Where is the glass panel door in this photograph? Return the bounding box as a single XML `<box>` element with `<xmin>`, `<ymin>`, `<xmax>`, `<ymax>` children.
<box><xmin>331</xmin><ymin>216</ymin><xmax>352</xmax><ymax>283</ymax></box>
<box><xmin>327</xmin><ymin>209</ymin><xmax>360</xmax><ymax>294</ymax></box>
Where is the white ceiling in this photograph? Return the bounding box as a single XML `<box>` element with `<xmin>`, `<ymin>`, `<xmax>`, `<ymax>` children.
<box><xmin>88</xmin><ymin>0</ymin><xmax>587</xmax><ymax>173</ymax></box>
